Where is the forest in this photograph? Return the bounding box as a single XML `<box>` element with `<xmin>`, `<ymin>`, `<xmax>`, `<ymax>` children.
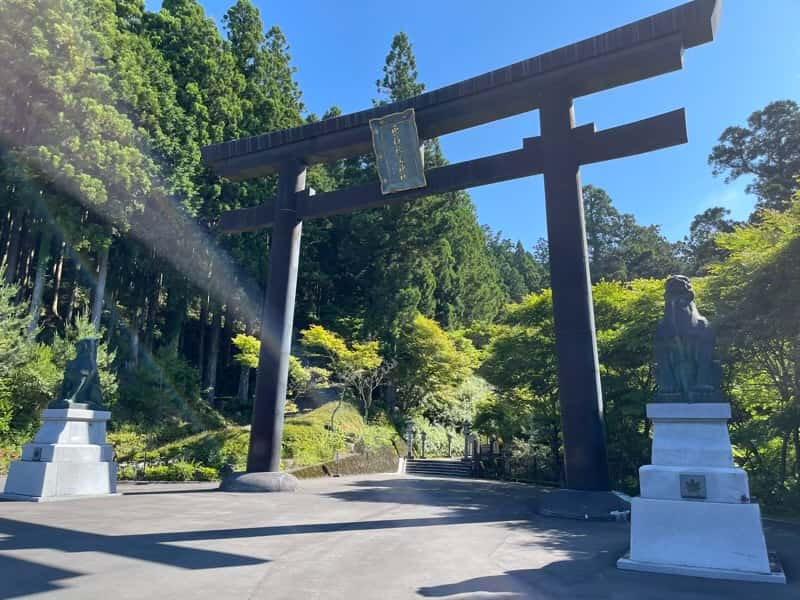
<box><xmin>0</xmin><ymin>0</ymin><xmax>798</xmax><ymax>515</ymax></box>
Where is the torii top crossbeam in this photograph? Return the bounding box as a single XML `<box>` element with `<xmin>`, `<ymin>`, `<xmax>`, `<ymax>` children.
<box><xmin>203</xmin><ymin>0</ymin><xmax>720</xmax><ymax>180</ymax></box>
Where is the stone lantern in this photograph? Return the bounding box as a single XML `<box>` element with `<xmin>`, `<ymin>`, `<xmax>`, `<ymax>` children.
<box><xmin>462</xmin><ymin>423</ymin><xmax>472</xmax><ymax>459</ymax></box>
<box><xmin>404</xmin><ymin>419</ymin><xmax>416</xmax><ymax>459</ymax></box>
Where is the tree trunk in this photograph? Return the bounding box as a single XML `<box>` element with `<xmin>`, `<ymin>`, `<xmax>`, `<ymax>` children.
<box><xmin>162</xmin><ymin>278</ymin><xmax>187</xmax><ymax>355</ymax></box>
<box><xmin>205</xmin><ymin>304</ymin><xmax>222</xmax><ymax>407</ymax></box>
<box><xmin>142</xmin><ymin>277</ymin><xmax>160</xmax><ymax>349</ymax></box>
<box><xmin>4</xmin><ymin>207</ymin><xmax>25</xmax><ymax>283</ymax></box>
<box><xmin>221</xmin><ymin>306</ymin><xmax>234</xmax><ymax>370</ymax></box>
<box><xmin>107</xmin><ymin>288</ymin><xmax>119</xmax><ymax>340</ymax></box>
<box><xmin>91</xmin><ymin>244</ymin><xmax>110</xmax><ymax>332</ymax></box>
<box><xmin>27</xmin><ymin>229</ymin><xmax>51</xmax><ymax>335</ymax></box>
<box><xmin>130</xmin><ymin>328</ymin><xmax>140</xmax><ymax>369</ymax></box>
<box><xmin>198</xmin><ymin>293</ymin><xmax>209</xmax><ymax>382</ymax></box>
<box><xmin>16</xmin><ymin>220</ymin><xmax>37</xmax><ymax>298</ymax></box>
<box><xmin>50</xmin><ymin>240</ymin><xmax>65</xmax><ymax>317</ymax></box>
<box><xmin>779</xmin><ymin>432</ymin><xmax>790</xmax><ymax>488</ymax></box>
<box><xmin>0</xmin><ymin>208</ymin><xmax>11</xmax><ymax>255</ymax></box>
<box><xmin>237</xmin><ymin>364</ymin><xmax>250</xmax><ymax>406</ymax></box>
<box><xmin>66</xmin><ymin>262</ymin><xmax>82</xmax><ymax>324</ymax></box>
<box><xmin>794</xmin><ymin>427</ymin><xmax>800</xmax><ymax>479</ymax></box>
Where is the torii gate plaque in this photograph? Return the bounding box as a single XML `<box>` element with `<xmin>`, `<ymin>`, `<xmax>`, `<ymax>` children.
<box><xmin>202</xmin><ymin>1</ymin><xmax>722</xmax><ymax>505</ymax></box>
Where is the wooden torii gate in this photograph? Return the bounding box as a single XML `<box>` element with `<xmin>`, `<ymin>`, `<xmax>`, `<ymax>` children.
<box><xmin>202</xmin><ymin>0</ymin><xmax>721</xmax><ymax>495</ymax></box>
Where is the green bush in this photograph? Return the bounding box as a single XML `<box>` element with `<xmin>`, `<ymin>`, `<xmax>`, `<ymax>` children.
<box><xmin>117</xmin><ymin>465</ymin><xmax>137</xmax><ymax>480</ymax></box>
<box><xmin>290</xmin><ymin>401</ymin><xmax>364</xmax><ymax>435</ymax></box>
<box><xmin>410</xmin><ymin>418</ymin><xmax>459</xmax><ymax>458</ymax></box>
<box><xmin>354</xmin><ymin>424</ymin><xmax>400</xmax><ymax>454</ymax></box>
<box><xmin>281</xmin><ymin>402</ymin><xmax>368</xmax><ymax>467</ymax></box>
<box><xmin>0</xmin><ymin>444</ymin><xmax>20</xmax><ymax>475</ymax></box>
<box><xmin>135</xmin><ymin>461</ymin><xmax>217</xmax><ymax>481</ymax></box>
<box><xmin>114</xmin><ymin>349</ymin><xmax>225</xmax><ymax>440</ymax></box>
<box><xmin>282</xmin><ymin>422</ymin><xmax>345</xmax><ymax>466</ymax></box>
<box><xmin>0</xmin><ymin>344</ymin><xmax>61</xmax><ymax>440</ymax></box>
<box><xmin>129</xmin><ymin>403</ymin><xmax>400</xmax><ymax>477</ymax></box>
<box><xmin>108</xmin><ymin>429</ymin><xmax>149</xmax><ymax>464</ymax></box>
<box><xmin>150</xmin><ymin>427</ymin><xmax>249</xmax><ymax>473</ymax></box>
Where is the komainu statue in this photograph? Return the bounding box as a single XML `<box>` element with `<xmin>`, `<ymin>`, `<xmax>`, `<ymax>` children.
<box><xmin>654</xmin><ymin>275</ymin><xmax>722</xmax><ymax>403</ymax></box>
<box><xmin>49</xmin><ymin>338</ymin><xmax>106</xmax><ymax>410</ymax></box>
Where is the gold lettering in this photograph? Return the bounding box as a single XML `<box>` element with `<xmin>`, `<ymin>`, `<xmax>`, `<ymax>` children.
<box><xmin>390</xmin><ymin>124</ymin><xmax>407</xmax><ymax>180</ymax></box>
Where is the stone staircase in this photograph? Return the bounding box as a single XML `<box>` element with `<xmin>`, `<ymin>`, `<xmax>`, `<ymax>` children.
<box><xmin>404</xmin><ymin>458</ymin><xmax>474</xmax><ymax>478</ymax></box>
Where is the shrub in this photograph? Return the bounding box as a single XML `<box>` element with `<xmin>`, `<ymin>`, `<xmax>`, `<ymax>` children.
<box><xmin>353</xmin><ymin>424</ymin><xmax>400</xmax><ymax>454</ymax></box>
<box><xmin>0</xmin><ymin>444</ymin><xmax>20</xmax><ymax>475</ymax></box>
<box><xmin>282</xmin><ymin>422</ymin><xmax>345</xmax><ymax>466</ymax></box>
<box><xmin>137</xmin><ymin>461</ymin><xmax>217</xmax><ymax>481</ymax></box>
<box><xmin>409</xmin><ymin>418</ymin><xmax>459</xmax><ymax>458</ymax></box>
<box><xmin>114</xmin><ymin>349</ymin><xmax>225</xmax><ymax>439</ymax></box>
<box><xmin>0</xmin><ymin>344</ymin><xmax>61</xmax><ymax>440</ymax></box>
<box><xmin>108</xmin><ymin>429</ymin><xmax>149</xmax><ymax>464</ymax></box>
<box><xmin>117</xmin><ymin>465</ymin><xmax>137</xmax><ymax>480</ymax></box>
<box><xmin>290</xmin><ymin>401</ymin><xmax>364</xmax><ymax>435</ymax></box>
<box><xmin>150</xmin><ymin>428</ymin><xmax>249</xmax><ymax>473</ymax></box>
<box><xmin>281</xmin><ymin>402</ymin><xmax>366</xmax><ymax>467</ymax></box>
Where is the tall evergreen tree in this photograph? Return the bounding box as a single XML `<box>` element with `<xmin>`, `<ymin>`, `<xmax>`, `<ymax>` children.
<box><xmin>709</xmin><ymin>100</ymin><xmax>800</xmax><ymax>213</ymax></box>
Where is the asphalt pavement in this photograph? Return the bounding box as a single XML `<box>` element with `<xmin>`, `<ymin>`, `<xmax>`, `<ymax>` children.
<box><xmin>0</xmin><ymin>474</ymin><xmax>796</xmax><ymax>599</ymax></box>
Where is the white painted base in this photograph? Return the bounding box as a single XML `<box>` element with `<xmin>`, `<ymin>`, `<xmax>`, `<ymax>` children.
<box><xmin>639</xmin><ymin>464</ymin><xmax>750</xmax><ymax>503</ymax></box>
<box><xmin>620</xmin><ymin>403</ymin><xmax>785</xmax><ymax>584</ymax></box>
<box><xmin>618</xmin><ymin>553</ymin><xmax>786</xmax><ymax>584</ymax></box>
<box><xmin>647</xmin><ymin>403</ymin><xmax>734</xmax><ymax>467</ymax></box>
<box><xmin>629</xmin><ymin>497</ymin><xmax>771</xmax><ymax>574</ymax></box>
<box><xmin>2</xmin><ymin>408</ymin><xmax>117</xmax><ymax>501</ymax></box>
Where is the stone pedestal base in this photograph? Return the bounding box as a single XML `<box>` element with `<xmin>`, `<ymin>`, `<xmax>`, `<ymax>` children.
<box><xmin>617</xmin><ymin>497</ymin><xmax>784</xmax><ymax>583</ymax></box>
<box><xmin>219</xmin><ymin>471</ymin><xmax>298</xmax><ymax>492</ymax></box>
<box><xmin>618</xmin><ymin>403</ymin><xmax>784</xmax><ymax>584</ymax></box>
<box><xmin>2</xmin><ymin>408</ymin><xmax>117</xmax><ymax>501</ymax></box>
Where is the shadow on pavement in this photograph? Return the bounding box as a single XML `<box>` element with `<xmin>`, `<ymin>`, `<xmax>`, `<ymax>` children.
<box><xmin>1</xmin><ymin>476</ymin><xmax>796</xmax><ymax>599</ymax></box>
<box><xmin>0</xmin><ymin>517</ymin><xmax>268</xmax><ymax>599</ymax></box>
<box><xmin>0</xmin><ymin>555</ymin><xmax>83</xmax><ymax>600</ymax></box>
<box><xmin>326</xmin><ymin>477</ymin><xmax>799</xmax><ymax>600</ymax></box>
<box><xmin>417</xmin><ymin>557</ymin><xmax>798</xmax><ymax>600</ymax></box>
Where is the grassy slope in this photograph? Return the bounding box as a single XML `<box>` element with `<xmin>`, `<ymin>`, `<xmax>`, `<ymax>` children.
<box><xmin>141</xmin><ymin>401</ymin><xmax>400</xmax><ymax>476</ymax></box>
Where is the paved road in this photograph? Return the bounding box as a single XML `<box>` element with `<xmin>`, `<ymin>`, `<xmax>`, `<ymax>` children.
<box><xmin>0</xmin><ymin>474</ymin><xmax>796</xmax><ymax>599</ymax></box>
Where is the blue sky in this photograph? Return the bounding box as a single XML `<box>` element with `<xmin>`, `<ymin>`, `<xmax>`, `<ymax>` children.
<box><xmin>146</xmin><ymin>1</ymin><xmax>800</xmax><ymax>248</ymax></box>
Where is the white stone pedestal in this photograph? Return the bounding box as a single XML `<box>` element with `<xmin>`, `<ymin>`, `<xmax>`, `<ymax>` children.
<box><xmin>2</xmin><ymin>408</ymin><xmax>117</xmax><ymax>501</ymax></box>
<box><xmin>617</xmin><ymin>403</ymin><xmax>785</xmax><ymax>583</ymax></box>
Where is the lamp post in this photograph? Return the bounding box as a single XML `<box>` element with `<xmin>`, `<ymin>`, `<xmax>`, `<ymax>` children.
<box><xmin>463</xmin><ymin>423</ymin><xmax>471</xmax><ymax>459</ymax></box>
<box><xmin>421</xmin><ymin>431</ymin><xmax>427</xmax><ymax>459</ymax></box>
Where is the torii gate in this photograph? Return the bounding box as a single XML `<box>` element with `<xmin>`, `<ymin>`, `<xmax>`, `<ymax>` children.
<box><xmin>202</xmin><ymin>0</ymin><xmax>721</xmax><ymax>499</ymax></box>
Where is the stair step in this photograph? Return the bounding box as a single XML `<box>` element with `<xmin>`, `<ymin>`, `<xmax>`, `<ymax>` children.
<box><xmin>406</xmin><ymin>467</ymin><xmax>472</xmax><ymax>473</ymax></box>
<box><xmin>404</xmin><ymin>459</ymin><xmax>474</xmax><ymax>478</ymax></box>
<box><xmin>406</xmin><ymin>465</ymin><xmax>472</xmax><ymax>470</ymax></box>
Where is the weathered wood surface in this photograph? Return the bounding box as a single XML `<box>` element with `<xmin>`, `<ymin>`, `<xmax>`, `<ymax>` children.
<box><xmin>202</xmin><ymin>0</ymin><xmax>719</xmax><ymax>179</ymax></box>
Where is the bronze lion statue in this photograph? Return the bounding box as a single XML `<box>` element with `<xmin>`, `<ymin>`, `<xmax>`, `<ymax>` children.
<box><xmin>654</xmin><ymin>275</ymin><xmax>722</xmax><ymax>403</ymax></box>
<box><xmin>49</xmin><ymin>338</ymin><xmax>106</xmax><ymax>410</ymax></box>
